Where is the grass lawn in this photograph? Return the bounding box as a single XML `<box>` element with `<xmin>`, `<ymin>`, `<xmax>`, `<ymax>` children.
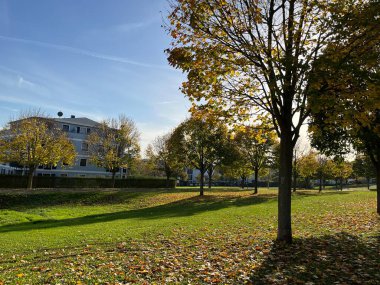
<box><xmin>0</xmin><ymin>187</ymin><xmax>378</xmax><ymax>284</ymax></box>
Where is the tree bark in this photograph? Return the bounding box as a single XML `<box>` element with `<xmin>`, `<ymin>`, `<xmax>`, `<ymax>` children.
<box><xmin>319</xmin><ymin>173</ymin><xmax>323</xmax><ymax>192</ymax></box>
<box><xmin>254</xmin><ymin>167</ymin><xmax>258</xmax><ymax>194</ymax></box>
<box><xmin>27</xmin><ymin>166</ymin><xmax>36</xmax><ymax>190</ymax></box>
<box><xmin>277</xmin><ymin>130</ymin><xmax>293</xmax><ymax>243</ymax></box>
<box><xmin>293</xmin><ymin>151</ymin><xmax>297</xmax><ymax>192</ymax></box>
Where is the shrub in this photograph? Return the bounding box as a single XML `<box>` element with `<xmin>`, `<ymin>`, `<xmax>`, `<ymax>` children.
<box><xmin>0</xmin><ymin>175</ymin><xmax>176</xmax><ymax>189</ymax></box>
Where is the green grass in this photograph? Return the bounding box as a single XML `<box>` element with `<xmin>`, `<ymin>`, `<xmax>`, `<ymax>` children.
<box><xmin>0</xmin><ymin>187</ymin><xmax>378</xmax><ymax>284</ymax></box>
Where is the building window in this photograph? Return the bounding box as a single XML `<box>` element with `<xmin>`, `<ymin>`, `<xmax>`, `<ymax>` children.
<box><xmin>76</xmin><ymin>127</ymin><xmax>81</xmax><ymax>133</ymax></box>
<box><xmin>81</xmin><ymin>142</ymin><xmax>88</xmax><ymax>151</ymax></box>
<box><xmin>87</xmin><ymin>128</ymin><xmax>91</xmax><ymax>134</ymax></box>
<box><xmin>80</xmin><ymin>159</ymin><xmax>87</xmax><ymax>167</ymax></box>
<box><xmin>63</xmin><ymin>125</ymin><xmax>69</xmax><ymax>132</ymax></box>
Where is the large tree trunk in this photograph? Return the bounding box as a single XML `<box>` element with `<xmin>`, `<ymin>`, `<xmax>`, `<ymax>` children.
<box><xmin>278</xmin><ymin>130</ymin><xmax>293</xmax><ymax>243</ymax></box>
<box><xmin>319</xmin><ymin>173</ymin><xmax>323</xmax><ymax>193</ymax></box>
<box><xmin>254</xmin><ymin>167</ymin><xmax>258</xmax><ymax>194</ymax></box>
<box><xmin>27</xmin><ymin>166</ymin><xmax>36</xmax><ymax>190</ymax></box>
<box><xmin>293</xmin><ymin>154</ymin><xmax>297</xmax><ymax>192</ymax></box>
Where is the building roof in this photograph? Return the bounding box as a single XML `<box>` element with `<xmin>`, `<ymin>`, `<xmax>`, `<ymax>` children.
<box><xmin>54</xmin><ymin>117</ymin><xmax>100</xmax><ymax>127</ymax></box>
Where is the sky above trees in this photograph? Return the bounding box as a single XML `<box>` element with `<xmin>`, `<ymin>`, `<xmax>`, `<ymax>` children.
<box><xmin>0</xmin><ymin>0</ymin><xmax>189</xmax><ymax>150</ymax></box>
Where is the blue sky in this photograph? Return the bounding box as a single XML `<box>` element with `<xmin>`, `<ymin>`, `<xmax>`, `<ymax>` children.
<box><xmin>0</xmin><ymin>0</ymin><xmax>190</xmax><ymax>151</ymax></box>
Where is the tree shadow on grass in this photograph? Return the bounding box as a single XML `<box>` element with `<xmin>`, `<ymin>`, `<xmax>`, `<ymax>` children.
<box><xmin>0</xmin><ymin>194</ymin><xmax>277</xmax><ymax>233</ymax></box>
<box><xmin>250</xmin><ymin>233</ymin><xmax>379</xmax><ymax>284</ymax></box>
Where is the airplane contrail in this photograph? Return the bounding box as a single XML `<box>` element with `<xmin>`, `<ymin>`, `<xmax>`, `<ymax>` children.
<box><xmin>0</xmin><ymin>35</ymin><xmax>172</xmax><ymax>70</ymax></box>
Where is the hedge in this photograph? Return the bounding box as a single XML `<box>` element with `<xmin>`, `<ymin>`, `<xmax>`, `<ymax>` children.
<box><xmin>0</xmin><ymin>175</ymin><xmax>176</xmax><ymax>189</ymax></box>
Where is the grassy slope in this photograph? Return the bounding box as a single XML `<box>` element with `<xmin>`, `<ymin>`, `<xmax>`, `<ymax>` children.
<box><xmin>0</xmin><ymin>187</ymin><xmax>378</xmax><ymax>284</ymax></box>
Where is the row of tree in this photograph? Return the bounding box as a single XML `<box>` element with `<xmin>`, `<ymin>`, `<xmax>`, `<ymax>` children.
<box><xmin>145</xmin><ymin>113</ymin><xmax>276</xmax><ymax>194</ymax></box>
<box><xmin>142</xmin><ymin>114</ymin><xmax>376</xmax><ymax>194</ymax></box>
<box><xmin>293</xmin><ymin>151</ymin><xmax>375</xmax><ymax>191</ymax></box>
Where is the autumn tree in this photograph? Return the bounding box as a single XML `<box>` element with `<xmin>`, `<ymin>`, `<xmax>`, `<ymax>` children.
<box><xmin>170</xmin><ymin>116</ymin><xmax>230</xmax><ymax>195</ymax></box>
<box><xmin>316</xmin><ymin>154</ymin><xmax>328</xmax><ymax>192</ymax></box>
<box><xmin>297</xmin><ymin>151</ymin><xmax>318</xmax><ymax>189</ymax></box>
<box><xmin>88</xmin><ymin>115</ymin><xmax>140</xmax><ymax>188</ymax></box>
<box><xmin>292</xmin><ymin>142</ymin><xmax>307</xmax><ymax>192</ymax></box>
<box><xmin>233</xmin><ymin>123</ymin><xmax>277</xmax><ymax>194</ymax></box>
<box><xmin>166</xmin><ymin>0</ymin><xmax>337</xmax><ymax>242</ymax></box>
<box><xmin>353</xmin><ymin>154</ymin><xmax>376</xmax><ymax>190</ymax></box>
<box><xmin>222</xmin><ymin>157</ymin><xmax>253</xmax><ymax>189</ymax></box>
<box><xmin>329</xmin><ymin>158</ymin><xmax>353</xmax><ymax>191</ymax></box>
<box><xmin>129</xmin><ymin>155</ymin><xmax>158</xmax><ymax>177</ymax></box>
<box><xmin>0</xmin><ymin>116</ymin><xmax>75</xmax><ymax>189</ymax></box>
<box><xmin>308</xmin><ymin>0</ymin><xmax>380</xmax><ymax>212</ymax></box>
<box><xmin>147</xmin><ymin>132</ymin><xmax>185</xmax><ymax>187</ymax></box>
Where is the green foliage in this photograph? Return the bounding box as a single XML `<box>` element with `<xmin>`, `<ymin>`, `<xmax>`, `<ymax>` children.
<box><xmin>308</xmin><ymin>0</ymin><xmax>380</xmax><ymax>161</ymax></box>
<box><xmin>353</xmin><ymin>154</ymin><xmax>376</xmax><ymax>181</ymax></box>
